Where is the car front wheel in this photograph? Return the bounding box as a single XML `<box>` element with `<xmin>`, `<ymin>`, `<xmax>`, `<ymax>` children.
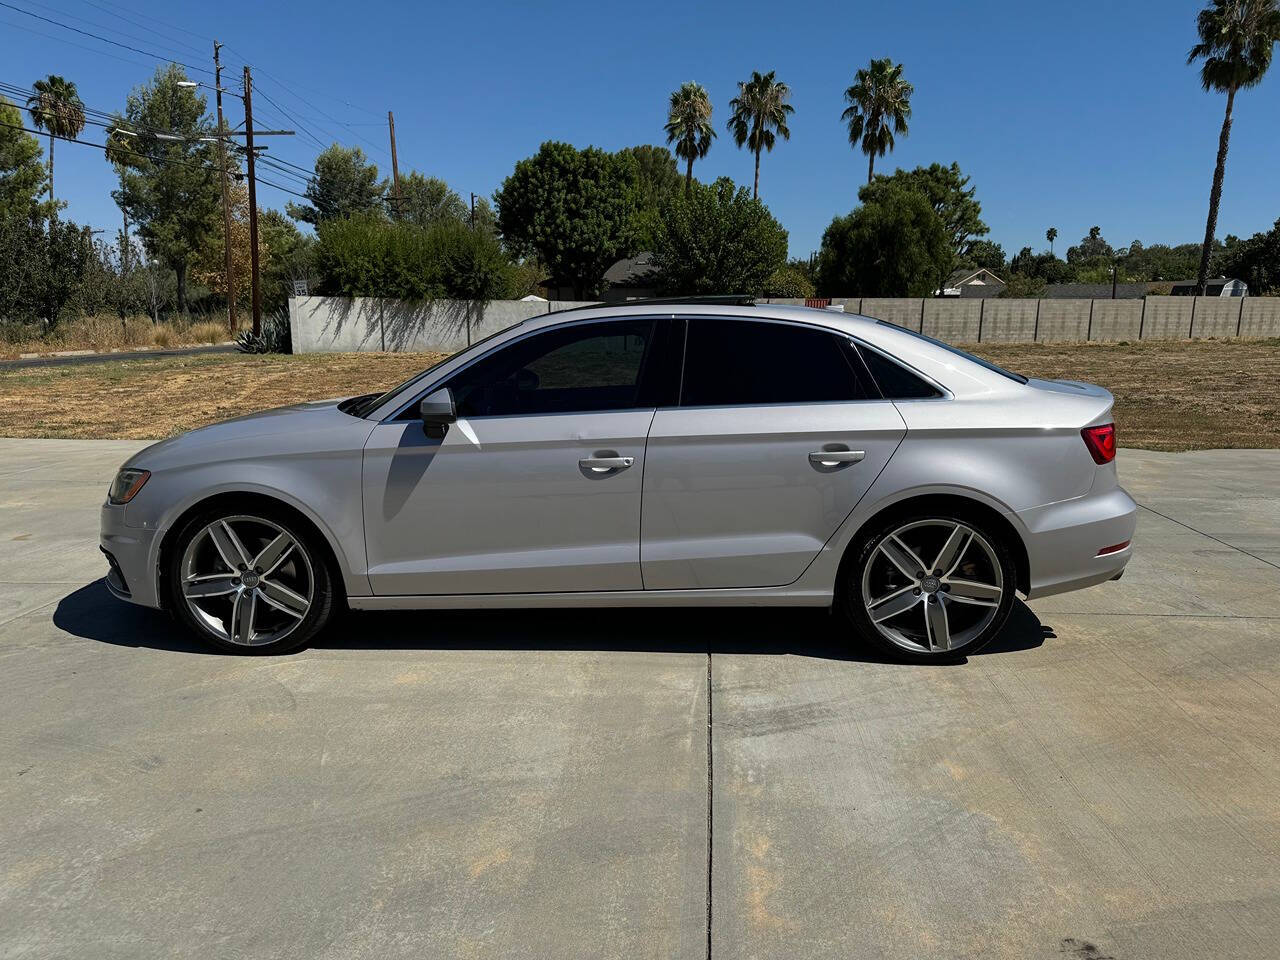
<box><xmin>167</xmin><ymin>506</ymin><xmax>337</xmax><ymax>654</ymax></box>
<box><xmin>842</xmin><ymin>512</ymin><xmax>1017</xmax><ymax>662</ymax></box>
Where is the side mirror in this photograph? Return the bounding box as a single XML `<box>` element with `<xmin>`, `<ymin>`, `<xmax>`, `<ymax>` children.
<box><xmin>419</xmin><ymin>388</ymin><xmax>456</xmax><ymax>440</ymax></box>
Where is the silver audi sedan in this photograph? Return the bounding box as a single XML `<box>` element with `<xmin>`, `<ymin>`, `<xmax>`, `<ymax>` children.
<box><xmin>100</xmin><ymin>301</ymin><xmax>1136</xmax><ymax>661</ymax></box>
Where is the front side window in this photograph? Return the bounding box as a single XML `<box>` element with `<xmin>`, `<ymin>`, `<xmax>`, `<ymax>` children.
<box><xmin>446</xmin><ymin>319</ymin><xmax>658</xmax><ymax>417</ymax></box>
<box><xmin>680</xmin><ymin>317</ymin><xmax>875</xmax><ymax>407</ymax></box>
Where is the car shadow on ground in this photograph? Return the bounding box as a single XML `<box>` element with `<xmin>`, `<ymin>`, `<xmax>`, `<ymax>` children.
<box><xmin>54</xmin><ymin>579</ymin><xmax>1053</xmax><ymax>664</ymax></box>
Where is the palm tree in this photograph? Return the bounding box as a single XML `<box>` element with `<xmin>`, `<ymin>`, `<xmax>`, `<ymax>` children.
<box><xmin>26</xmin><ymin>75</ymin><xmax>86</xmax><ymax>220</ymax></box>
<box><xmin>664</xmin><ymin>82</ymin><xmax>716</xmax><ymax>194</ymax></box>
<box><xmin>726</xmin><ymin>70</ymin><xmax>794</xmax><ymax>200</ymax></box>
<box><xmin>1188</xmin><ymin>0</ymin><xmax>1280</xmax><ymax>292</ymax></box>
<box><xmin>841</xmin><ymin>58</ymin><xmax>913</xmax><ymax>185</ymax></box>
<box><xmin>1046</xmin><ymin>226</ymin><xmax>1058</xmax><ymax>255</ymax></box>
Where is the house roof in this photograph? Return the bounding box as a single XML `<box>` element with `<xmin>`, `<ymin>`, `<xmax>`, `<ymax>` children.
<box><xmin>947</xmin><ymin>267</ymin><xmax>1005</xmax><ymax>287</ymax></box>
<box><xmin>604</xmin><ymin>252</ymin><xmax>657</xmax><ymax>287</ymax></box>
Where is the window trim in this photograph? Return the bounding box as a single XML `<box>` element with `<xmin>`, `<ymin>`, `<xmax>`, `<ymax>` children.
<box><xmin>673</xmin><ymin>314</ymin><xmax>887</xmax><ymax>410</ymax></box>
<box><xmin>383</xmin><ymin>314</ymin><xmax>675</xmax><ymax>423</ymax></box>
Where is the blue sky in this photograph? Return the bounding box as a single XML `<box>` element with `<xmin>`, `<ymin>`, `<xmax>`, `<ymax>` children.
<box><xmin>3</xmin><ymin>0</ymin><xmax>1279</xmax><ymax>261</ymax></box>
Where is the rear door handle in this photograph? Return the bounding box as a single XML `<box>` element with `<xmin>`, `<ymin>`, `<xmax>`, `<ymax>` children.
<box><xmin>809</xmin><ymin>449</ymin><xmax>865</xmax><ymax>467</ymax></box>
<box><xmin>579</xmin><ymin>456</ymin><xmax>634</xmax><ymax>473</ymax></box>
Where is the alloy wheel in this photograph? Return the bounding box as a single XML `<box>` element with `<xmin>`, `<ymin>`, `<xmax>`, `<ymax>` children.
<box><xmin>860</xmin><ymin>519</ymin><xmax>1004</xmax><ymax>655</ymax></box>
<box><xmin>179</xmin><ymin>515</ymin><xmax>314</xmax><ymax>647</ymax></box>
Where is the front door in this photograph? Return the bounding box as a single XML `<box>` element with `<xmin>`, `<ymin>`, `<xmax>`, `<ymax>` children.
<box><xmin>362</xmin><ymin>317</ymin><xmax>669</xmax><ymax>595</ymax></box>
<box><xmin>641</xmin><ymin>316</ymin><xmax>907</xmax><ymax>590</ymax></box>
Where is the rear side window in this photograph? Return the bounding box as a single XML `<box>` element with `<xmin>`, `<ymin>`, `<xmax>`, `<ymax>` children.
<box><xmin>857</xmin><ymin>346</ymin><xmax>943</xmax><ymax>400</ymax></box>
<box><xmin>680</xmin><ymin>317</ymin><xmax>875</xmax><ymax>407</ymax></box>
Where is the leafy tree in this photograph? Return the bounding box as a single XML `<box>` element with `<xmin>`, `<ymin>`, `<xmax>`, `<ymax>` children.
<box><xmin>649</xmin><ymin>177</ymin><xmax>788</xmax><ymax>295</ymax></box>
<box><xmin>494</xmin><ymin>141</ymin><xmax>640</xmax><ymax>298</ymax></box>
<box><xmin>1046</xmin><ymin>226</ymin><xmax>1058</xmax><ymax>254</ymax></box>
<box><xmin>106</xmin><ymin>65</ymin><xmax>221</xmax><ymax>314</ymax></box>
<box><xmin>1066</xmin><ymin>225</ymin><xmax>1114</xmax><ymax>264</ymax></box>
<box><xmin>862</xmin><ymin>162</ymin><xmax>989</xmax><ymax>291</ymax></box>
<box><xmin>815</xmin><ymin>182</ymin><xmax>949</xmax><ymax>297</ymax></box>
<box><xmin>764</xmin><ymin>263</ymin><xmax>815</xmax><ymax>298</ymax></box>
<box><xmin>966</xmin><ymin>239</ymin><xmax>1006</xmax><ymax>273</ymax></box>
<box><xmin>0</xmin><ymin>96</ymin><xmax>50</xmax><ymax>218</ymax></box>
<box><xmin>191</xmin><ymin>181</ymin><xmax>265</xmax><ymax>308</ymax></box>
<box><xmin>0</xmin><ymin>213</ymin><xmax>91</xmax><ymax>325</ymax></box>
<box><xmin>1219</xmin><ymin>218</ymin><xmax>1280</xmax><ymax>292</ymax></box>
<box><xmin>618</xmin><ymin>145</ymin><xmax>682</xmax><ymax>249</ymax></box>
<box><xmin>842</xmin><ymin>58</ymin><xmax>913</xmax><ymax>184</ymax></box>
<box><xmin>258</xmin><ymin>209</ymin><xmax>313</xmax><ymax>309</ymax></box>
<box><xmin>1122</xmin><ymin>241</ymin><xmax>1202</xmax><ymax>281</ymax></box>
<box><xmin>25</xmin><ymin>75</ymin><xmax>84</xmax><ymax>218</ymax></box>
<box><xmin>727</xmin><ymin>70</ymin><xmax>794</xmax><ymax>200</ymax></box>
<box><xmin>664</xmin><ymin>82</ymin><xmax>715</xmax><ymax>193</ymax></box>
<box><xmin>287</xmin><ymin>144</ymin><xmax>386</xmax><ymax>225</ymax></box>
<box><xmin>1188</xmin><ymin>0</ymin><xmax>1280</xmax><ymax>291</ymax></box>
<box><xmin>396</xmin><ymin>171</ymin><xmax>467</xmax><ymax>227</ymax></box>
<box><xmin>1008</xmin><ymin>246</ymin><xmax>1072</xmax><ymax>284</ymax></box>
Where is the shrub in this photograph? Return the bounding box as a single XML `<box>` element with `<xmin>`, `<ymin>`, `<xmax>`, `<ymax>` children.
<box><xmin>764</xmin><ymin>263</ymin><xmax>815</xmax><ymax>298</ymax></box>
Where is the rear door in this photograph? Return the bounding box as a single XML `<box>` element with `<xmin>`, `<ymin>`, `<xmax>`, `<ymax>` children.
<box><xmin>640</xmin><ymin>316</ymin><xmax>907</xmax><ymax>590</ymax></box>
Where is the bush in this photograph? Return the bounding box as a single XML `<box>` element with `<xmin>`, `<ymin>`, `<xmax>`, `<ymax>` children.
<box><xmin>235</xmin><ymin>307</ymin><xmax>292</xmax><ymax>354</ymax></box>
<box><xmin>764</xmin><ymin>263</ymin><xmax>815</xmax><ymax>298</ymax></box>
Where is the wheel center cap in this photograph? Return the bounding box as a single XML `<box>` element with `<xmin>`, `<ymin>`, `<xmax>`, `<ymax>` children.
<box><xmin>920</xmin><ymin>576</ymin><xmax>941</xmax><ymax>594</ymax></box>
<box><xmin>241</xmin><ymin>571</ymin><xmax>260</xmax><ymax>589</ymax></box>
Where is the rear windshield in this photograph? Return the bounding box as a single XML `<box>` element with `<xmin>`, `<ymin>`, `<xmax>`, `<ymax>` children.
<box><xmin>876</xmin><ymin>321</ymin><xmax>1028</xmax><ymax>384</ymax></box>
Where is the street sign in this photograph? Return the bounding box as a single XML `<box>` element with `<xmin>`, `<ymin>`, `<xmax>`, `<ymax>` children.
<box><xmin>292</xmin><ymin>279</ymin><xmax>309</xmax><ymax>297</ymax></box>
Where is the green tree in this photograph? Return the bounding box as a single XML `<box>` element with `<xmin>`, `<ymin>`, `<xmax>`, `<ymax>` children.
<box><xmin>649</xmin><ymin>177</ymin><xmax>788</xmax><ymax>295</ymax></box>
<box><xmin>1046</xmin><ymin>226</ymin><xmax>1058</xmax><ymax>254</ymax></box>
<box><xmin>815</xmin><ymin>182</ymin><xmax>949</xmax><ymax>297</ymax></box>
<box><xmin>1188</xmin><ymin>0</ymin><xmax>1280</xmax><ymax>291</ymax></box>
<box><xmin>664</xmin><ymin>82</ymin><xmax>715</xmax><ymax>193</ymax></box>
<box><xmin>0</xmin><ymin>96</ymin><xmax>50</xmax><ymax>218</ymax></box>
<box><xmin>764</xmin><ymin>263</ymin><xmax>816</xmax><ymax>298</ymax></box>
<box><xmin>841</xmin><ymin>58</ymin><xmax>913</xmax><ymax>185</ymax></box>
<box><xmin>862</xmin><ymin>162</ymin><xmax>989</xmax><ymax>291</ymax></box>
<box><xmin>1219</xmin><ymin>218</ymin><xmax>1280</xmax><ymax>292</ymax></box>
<box><xmin>396</xmin><ymin>171</ymin><xmax>467</xmax><ymax>227</ymax></box>
<box><xmin>966</xmin><ymin>239</ymin><xmax>1006</xmax><ymax>273</ymax></box>
<box><xmin>287</xmin><ymin>144</ymin><xmax>386</xmax><ymax>225</ymax></box>
<box><xmin>617</xmin><ymin>145</ymin><xmax>682</xmax><ymax>248</ymax></box>
<box><xmin>494</xmin><ymin>141</ymin><xmax>639</xmax><ymax>298</ymax></box>
<box><xmin>1066</xmin><ymin>226</ymin><xmax>1114</xmax><ymax>264</ymax></box>
<box><xmin>106</xmin><ymin>65</ymin><xmax>220</xmax><ymax>314</ymax></box>
<box><xmin>25</xmin><ymin>74</ymin><xmax>84</xmax><ymax>219</ymax></box>
<box><xmin>726</xmin><ymin>70</ymin><xmax>794</xmax><ymax>200</ymax></box>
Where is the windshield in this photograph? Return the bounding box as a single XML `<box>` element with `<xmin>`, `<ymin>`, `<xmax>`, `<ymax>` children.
<box><xmin>876</xmin><ymin>320</ymin><xmax>1028</xmax><ymax>384</ymax></box>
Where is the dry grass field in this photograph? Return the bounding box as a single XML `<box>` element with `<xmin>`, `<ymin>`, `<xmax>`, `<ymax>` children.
<box><xmin>1</xmin><ymin>338</ymin><xmax>1276</xmax><ymax>450</ymax></box>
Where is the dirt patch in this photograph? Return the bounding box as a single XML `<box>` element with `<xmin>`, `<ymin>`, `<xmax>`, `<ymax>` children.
<box><xmin>0</xmin><ymin>339</ymin><xmax>1276</xmax><ymax>451</ymax></box>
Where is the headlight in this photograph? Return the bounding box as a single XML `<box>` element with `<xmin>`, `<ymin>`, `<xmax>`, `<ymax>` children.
<box><xmin>108</xmin><ymin>468</ymin><xmax>151</xmax><ymax>505</ymax></box>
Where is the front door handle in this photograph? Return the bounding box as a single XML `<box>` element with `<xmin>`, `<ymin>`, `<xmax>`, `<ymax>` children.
<box><xmin>809</xmin><ymin>449</ymin><xmax>865</xmax><ymax>467</ymax></box>
<box><xmin>579</xmin><ymin>456</ymin><xmax>634</xmax><ymax>473</ymax></box>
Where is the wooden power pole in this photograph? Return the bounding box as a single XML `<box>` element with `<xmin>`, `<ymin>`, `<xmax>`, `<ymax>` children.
<box><xmin>243</xmin><ymin>65</ymin><xmax>262</xmax><ymax>337</ymax></box>
<box><xmin>388</xmin><ymin>110</ymin><xmax>402</xmax><ymax>218</ymax></box>
<box><xmin>215</xmin><ymin>41</ymin><xmax>237</xmax><ymax>334</ymax></box>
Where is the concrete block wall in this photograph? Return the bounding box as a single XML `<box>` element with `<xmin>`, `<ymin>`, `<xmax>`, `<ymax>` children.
<box><xmin>1088</xmin><ymin>300</ymin><xmax>1144</xmax><ymax>341</ymax></box>
<box><xmin>979</xmin><ymin>299</ymin><xmax>1038</xmax><ymax>342</ymax></box>
<box><xmin>922</xmin><ymin>299</ymin><xmax>981</xmax><ymax>341</ymax></box>
<box><xmin>1035</xmin><ymin>300</ymin><xmax>1091</xmax><ymax>342</ymax></box>
<box><xmin>1191</xmin><ymin>298</ymin><xmax>1243</xmax><ymax>338</ymax></box>
<box><xmin>860</xmin><ymin>298</ymin><xmax>923</xmax><ymax>330</ymax></box>
<box><xmin>1140</xmin><ymin>297</ymin><xmax>1195</xmax><ymax>340</ymax></box>
<box><xmin>290</xmin><ymin>295</ymin><xmax>1280</xmax><ymax>353</ymax></box>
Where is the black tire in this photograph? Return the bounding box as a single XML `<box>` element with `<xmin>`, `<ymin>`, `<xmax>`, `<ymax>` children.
<box><xmin>166</xmin><ymin>502</ymin><xmax>339</xmax><ymax>655</ymax></box>
<box><xmin>839</xmin><ymin>509</ymin><xmax>1018</xmax><ymax>663</ymax></box>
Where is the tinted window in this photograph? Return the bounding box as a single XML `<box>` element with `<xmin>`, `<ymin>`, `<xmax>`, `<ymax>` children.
<box><xmin>447</xmin><ymin>320</ymin><xmax>657</xmax><ymax>417</ymax></box>
<box><xmin>857</xmin><ymin>346</ymin><xmax>943</xmax><ymax>399</ymax></box>
<box><xmin>874</xmin><ymin>320</ymin><xmax>1027</xmax><ymax>384</ymax></box>
<box><xmin>680</xmin><ymin>317</ymin><xmax>875</xmax><ymax>407</ymax></box>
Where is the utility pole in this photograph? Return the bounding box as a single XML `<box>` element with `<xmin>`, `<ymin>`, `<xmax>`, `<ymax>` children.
<box><xmin>243</xmin><ymin>65</ymin><xmax>262</xmax><ymax>337</ymax></box>
<box><xmin>387</xmin><ymin>111</ymin><xmax>402</xmax><ymax>218</ymax></box>
<box><xmin>120</xmin><ymin>209</ymin><xmax>129</xmax><ymax>273</ymax></box>
<box><xmin>215</xmin><ymin>41</ymin><xmax>237</xmax><ymax>334</ymax></box>
<box><xmin>470</xmin><ymin>192</ymin><xmax>477</xmax><ymax>229</ymax></box>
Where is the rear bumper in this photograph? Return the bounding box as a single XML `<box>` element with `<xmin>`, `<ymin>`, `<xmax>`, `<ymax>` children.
<box><xmin>1019</xmin><ymin>487</ymin><xmax>1137</xmax><ymax>600</ymax></box>
<box><xmin>100</xmin><ymin>502</ymin><xmax>162</xmax><ymax>609</ymax></box>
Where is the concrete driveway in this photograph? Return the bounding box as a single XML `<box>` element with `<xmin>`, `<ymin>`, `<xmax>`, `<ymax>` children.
<box><xmin>1</xmin><ymin>439</ymin><xmax>1277</xmax><ymax>959</ymax></box>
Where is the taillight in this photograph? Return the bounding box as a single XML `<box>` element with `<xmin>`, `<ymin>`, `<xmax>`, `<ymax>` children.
<box><xmin>1081</xmin><ymin>423</ymin><xmax>1116</xmax><ymax>464</ymax></box>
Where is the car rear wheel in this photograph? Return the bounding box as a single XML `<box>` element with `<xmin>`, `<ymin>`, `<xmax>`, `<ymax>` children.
<box><xmin>167</xmin><ymin>506</ymin><xmax>337</xmax><ymax>654</ymax></box>
<box><xmin>841</xmin><ymin>512</ymin><xmax>1017</xmax><ymax>662</ymax></box>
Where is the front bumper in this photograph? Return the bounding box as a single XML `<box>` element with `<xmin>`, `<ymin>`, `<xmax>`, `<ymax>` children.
<box><xmin>100</xmin><ymin>502</ymin><xmax>162</xmax><ymax>608</ymax></box>
<box><xmin>1019</xmin><ymin>486</ymin><xmax>1138</xmax><ymax>600</ymax></box>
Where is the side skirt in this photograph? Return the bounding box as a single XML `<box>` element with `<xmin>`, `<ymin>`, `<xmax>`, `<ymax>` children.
<box><xmin>348</xmin><ymin>587</ymin><xmax>833</xmax><ymax>611</ymax></box>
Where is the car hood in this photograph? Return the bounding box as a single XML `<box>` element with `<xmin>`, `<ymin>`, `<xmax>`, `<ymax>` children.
<box><xmin>124</xmin><ymin>397</ymin><xmax>373</xmax><ymax>471</ymax></box>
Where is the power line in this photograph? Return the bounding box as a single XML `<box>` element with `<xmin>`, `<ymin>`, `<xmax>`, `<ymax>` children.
<box><xmin>24</xmin><ymin>0</ymin><xmax>211</xmax><ymax>65</ymax></box>
<box><xmin>69</xmin><ymin>0</ymin><xmax>212</xmax><ymax>58</ymax></box>
<box><xmin>0</xmin><ymin>0</ymin><xmax>215</xmax><ymax>75</ymax></box>
<box><xmin>0</xmin><ymin>14</ymin><xmax>151</xmax><ymax>67</ymax></box>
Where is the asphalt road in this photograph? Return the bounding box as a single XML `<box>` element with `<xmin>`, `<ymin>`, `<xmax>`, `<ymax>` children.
<box><xmin>0</xmin><ymin>342</ymin><xmax>237</xmax><ymax>371</ymax></box>
<box><xmin>1</xmin><ymin>438</ymin><xmax>1277</xmax><ymax>959</ymax></box>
